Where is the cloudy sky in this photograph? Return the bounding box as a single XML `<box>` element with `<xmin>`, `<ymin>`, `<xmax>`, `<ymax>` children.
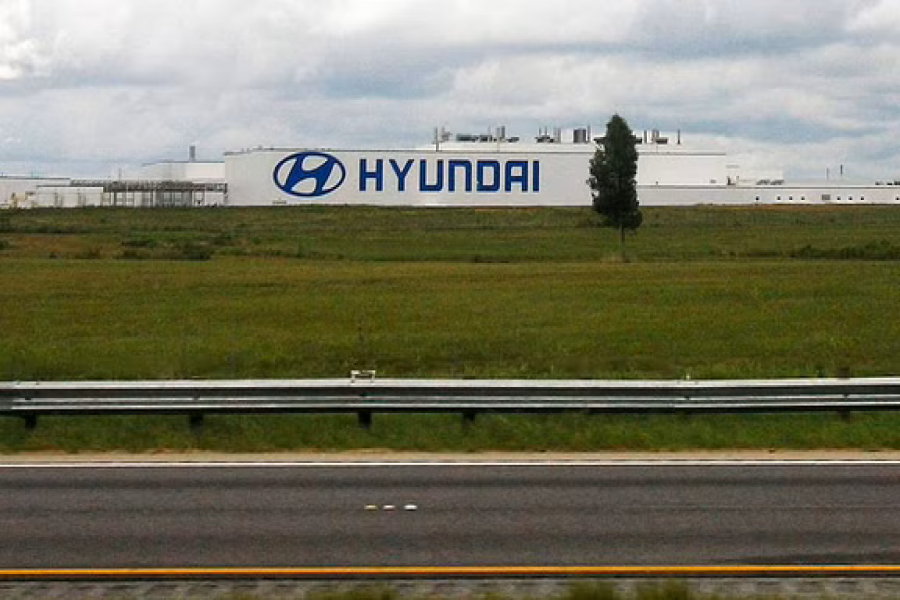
<box><xmin>1</xmin><ymin>0</ymin><xmax>899</xmax><ymax>180</ymax></box>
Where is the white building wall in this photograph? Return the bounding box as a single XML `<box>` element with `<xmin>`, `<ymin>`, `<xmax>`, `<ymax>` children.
<box><xmin>226</xmin><ymin>148</ymin><xmax>900</xmax><ymax>207</ymax></box>
<box><xmin>225</xmin><ymin>148</ymin><xmax>734</xmax><ymax>207</ymax></box>
<box><xmin>638</xmin><ymin>152</ymin><xmax>730</xmax><ymax>186</ymax></box>
<box><xmin>0</xmin><ymin>176</ymin><xmax>70</xmax><ymax>208</ymax></box>
<box><xmin>181</xmin><ymin>162</ymin><xmax>225</xmax><ymax>182</ymax></box>
<box><xmin>638</xmin><ymin>185</ymin><xmax>900</xmax><ymax>206</ymax></box>
<box><xmin>130</xmin><ymin>163</ymin><xmax>171</xmax><ymax>180</ymax></box>
<box><xmin>35</xmin><ymin>186</ymin><xmax>105</xmax><ymax>208</ymax></box>
<box><xmin>131</xmin><ymin>161</ymin><xmax>225</xmax><ymax>182</ymax></box>
<box><xmin>225</xmin><ymin>149</ymin><xmax>590</xmax><ymax>207</ymax></box>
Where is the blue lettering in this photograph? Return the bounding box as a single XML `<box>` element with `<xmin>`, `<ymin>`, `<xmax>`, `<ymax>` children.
<box><xmin>505</xmin><ymin>161</ymin><xmax>529</xmax><ymax>192</ymax></box>
<box><xmin>448</xmin><ymin>160</ymin><xmax>473</xmax><ymax>192</ymax></box>
<box><xmin>359</xmin><ymin>158</ymin><xmax>384</xmax><ymax>192</ymax></box>
<box><xmin>420</xmin><ymin>159</ymin><xmax>444</xmax><ymax>192</ymax></box>
<box><xmin>358</xmin><ymin>157</ymin><xmax>540</xmax><ymax>195</ymax></box>
<box><xmin>477</xmin><ymin>160</ymin><xmax>501</xmax><ymax>192</ymax></box>
<box><xmin>389</xmin><ymin>159</ymin><xmax>414</xmax><ymax>192</ymax></box>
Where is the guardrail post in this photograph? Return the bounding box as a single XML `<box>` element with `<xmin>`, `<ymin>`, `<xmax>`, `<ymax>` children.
<box><xmin>189</xmin><ymin>413</ymin><xmax>204</xmax><ymax>432</ymax></box>
<box><xmin>358</xmin><ymin>410</ymin><xmax>373</xmax><ymax>429</ymax></box>
<box><xmin>22</xmin><ymin>414</ymin><xmax>37</xmax><ymax>430</ymax></box>
<box><xmin>462</xmin><ymin>410</ymin><xmax>478</xmax><ymax>426</ymax></box>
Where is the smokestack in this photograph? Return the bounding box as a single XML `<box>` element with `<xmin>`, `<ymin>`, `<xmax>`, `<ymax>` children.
<box><xmin>189</xmin><ymin>145</ymin><xmax>197</xmax><ymax>162</ymax></box>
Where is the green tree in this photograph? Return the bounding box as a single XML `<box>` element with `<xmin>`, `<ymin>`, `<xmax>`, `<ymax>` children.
<box><xmin>588</xmin><ymin>114</ymin><xmax>642</xmax><ymax>251</ymax></box>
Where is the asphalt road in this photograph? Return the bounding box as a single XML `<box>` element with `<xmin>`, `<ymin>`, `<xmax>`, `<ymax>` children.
<box><xmin>1</xmin><ymin>462</ymin><xmax>899</xmax><ymax>569</ymax></box>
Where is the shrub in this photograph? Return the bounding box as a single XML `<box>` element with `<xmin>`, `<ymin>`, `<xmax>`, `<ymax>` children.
<box><xmin>791</xmin><ymin>240</ymin><xmax>900</xmax><ymax>260</ymax></box>
<box><xmin>73</xmin><ymin>247</ymin><xmax>103</xmax><ymax>259</ymax></box>
<box><xmin>121</xmin><ymin>237</ymin><xmax>159</xmax><ymax>248</ymax></box>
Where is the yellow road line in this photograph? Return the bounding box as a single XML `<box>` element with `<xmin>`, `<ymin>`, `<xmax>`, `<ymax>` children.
<box><xmin>3</xmin><ymin>565</ymin><xmax>900</xmax><ymax>579</ymax></box>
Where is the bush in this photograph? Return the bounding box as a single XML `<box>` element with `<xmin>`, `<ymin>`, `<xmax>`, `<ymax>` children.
<box><xmin>119</xmin><ymin>240</ymin><xmax>213</xmax><ymax>260</ymax></box>
<box><xmin>171</xmin><ymin>241</ymin><xmax>213</xmax><ymax>260</ymax></box>
<box><xmin>117</xmin><ymin>249</ymin><xmax>150</xmax><ymax>260</ymax></box>
<box><xmin>791</xmin><ymin>240</ymin><xmax>900</xmax><ymax>260</ymax></box>
<box><xmin>121</xmin><ymin>237</ymin><xmax>158</xmax><ymax>248</ymax></box>
<box><xmin>73</xmin><ymin>247</ymin><xmax>103</xmax><ymax>259</ymax></box>
<box><xmin>211</xmin><ymin>232</ymin><xmax>237</xmax><ymax>246</ymax></box>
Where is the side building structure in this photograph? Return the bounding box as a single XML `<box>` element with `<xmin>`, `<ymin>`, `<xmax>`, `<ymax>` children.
<box><xmin>0</xmin><ymin>176</ymin><xmax>71</xmax><ymax>208</ymax></box>
<box><xmin>6</xmin><ymin>150</ymin><xmax>226</xmax><ymax>209</ymax></box>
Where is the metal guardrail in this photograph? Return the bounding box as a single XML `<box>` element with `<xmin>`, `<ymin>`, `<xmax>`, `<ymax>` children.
<box><xmin>2</xmin><ymin>377</ymin><xmax>900</xmax><ymax>429</ymax></box>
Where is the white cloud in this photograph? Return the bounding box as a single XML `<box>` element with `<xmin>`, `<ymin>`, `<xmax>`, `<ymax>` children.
<box><xmin>0</xmin><ymin>0</ymin><xmax>898</xmax><ymax>180</ymax></box>
<box><xmin>0</xmin><ymin>0</ymin><xmax>44</xmax><ymax>79</ymax></box>
<box><xmin>850</xmin><ymin>0</ymin><xmax>900</xmax><ymax>34</ymax></box>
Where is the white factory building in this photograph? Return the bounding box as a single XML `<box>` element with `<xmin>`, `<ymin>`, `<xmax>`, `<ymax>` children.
<box><xmin>3</xmin><ymin>128</ymin><xmax>900</xmax><ymax>208</ymax></box>
<box><xmin>225</xmin><ymin>127</ymin><xmax>900</xmax><ymax>207</ymax></box>
<box><xmin>0</xmin><ymin>175</ymin><xmax>70</xmax><ymax>209</ymax></box>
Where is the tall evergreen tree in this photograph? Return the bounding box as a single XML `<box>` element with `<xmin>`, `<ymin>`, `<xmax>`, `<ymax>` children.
<box><xmin>588</xmin><ymin>114</ymin><xmax>642</xmax><ymax>249</ymax></box>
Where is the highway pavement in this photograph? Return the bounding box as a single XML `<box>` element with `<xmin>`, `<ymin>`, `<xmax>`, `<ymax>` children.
<box><xmin>1</xmin><ymin>461</ymin><xmax>899</xmax><ymax>569</ymax></box>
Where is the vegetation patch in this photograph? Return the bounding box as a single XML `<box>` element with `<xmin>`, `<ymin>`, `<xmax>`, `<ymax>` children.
<box><xmin>3</xmin><ymin>412</ymin><xmax>900</xmax><ymax>454</ymax></box>
<box><xmin>3</xmin><ymin>204</ymin><xmax>900</xmax><ymax>262</ymax></box>
<box><xmin>1</xmin><ymin>259</ymin><xmax>896</xmax><ymax>381</ymax></box>
<box><xmin>1</xmin><ymin>205</ymin><xmax>900</xmax><ymax>451</ymax></box>
<box><xmin>790</xmin><ymin>239</ymin><xmax>900</xmax><ymax>260</ymax></box>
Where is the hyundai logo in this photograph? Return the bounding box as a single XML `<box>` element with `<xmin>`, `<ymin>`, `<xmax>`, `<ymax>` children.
<box><xmin>273</xmin><ymin>151</ymin><xmax>347</xmax><ymax>198</ymax></box>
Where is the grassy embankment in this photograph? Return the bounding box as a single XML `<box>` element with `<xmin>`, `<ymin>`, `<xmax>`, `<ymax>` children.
<box><xmin>1</xmin><ymin>205</ymin><xmax>899</xmax><ymax>452</ymax></box>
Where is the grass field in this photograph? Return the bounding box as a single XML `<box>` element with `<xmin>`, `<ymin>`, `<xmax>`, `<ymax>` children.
<box><xmin>1</xmin><ymin>204</ymin><xmax>899</xmax><ymax>451</ymax></box>
<box><xmin>1</xmin><ymin>259</ymin><xmax>898</xmax><ymax>380</ymax></box>
<box><xmin>2</xmin><ymin>205</ymin><xmax>899</xmax><ymax>381</ymax></box>
<box><xmin>3</xmin><ymin>204</ymin><xmax>900</xmax><ymax>262</ymax></box>
<box><xmin>4</xmin><ymin>411</ymin><xmax>900</xmax><ymax>454</ymax></box>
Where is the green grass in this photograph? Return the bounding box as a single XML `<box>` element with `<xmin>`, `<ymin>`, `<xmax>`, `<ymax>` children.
<box><xmin>1</xmin><ymin>259</ymin><xmax>897</xmax><ymax>380</ymax></box>
<box><xmin>3</xmin><ymin>204</ymin><xmax>900</xmax><ymax>262</ymax></box>
<box><xmin>1</xmin><ymin>204</ymin><xmax>900</xmax><ymax>452</ymax></box>
<box><xmin>4</xmin><ymin>412</ymin><xmax>900</xmax><ymax>454</ymax></box>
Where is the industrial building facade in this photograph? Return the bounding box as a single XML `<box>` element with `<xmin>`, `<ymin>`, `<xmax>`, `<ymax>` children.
<box><xmin>224</xmin><ymin>132</ymin><xmax>900</xmax><ymax>207</ymax></box>
<box><xmin>4</xmin><ymin>129</ymin><xmax>900</xmax><ymax>208</ymax></box>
